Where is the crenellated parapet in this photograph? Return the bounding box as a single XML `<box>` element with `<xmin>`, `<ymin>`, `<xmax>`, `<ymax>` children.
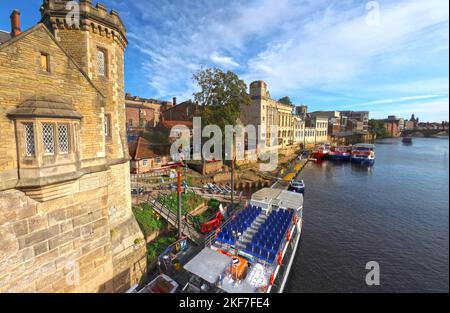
<box><xmin>40</xmin><ymin>0</ymin><xmax>127</xmax><ymax>50</ymax></box>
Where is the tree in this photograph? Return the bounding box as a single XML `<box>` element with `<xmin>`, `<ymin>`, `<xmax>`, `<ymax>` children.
<box><xmin>369</xmin><ymin>119</ymin><xmax>390</xmax><ymax>138</ymax></box>
<box><xmin>193</xmin><ymin>68</ymin><xmax>251</xmax><ymax>131</ymax></box>
<box><xmin>278</xmin><ymin>96</ymin><xmax>293</xmax><ymax>105</ymax></box>
<box><xmin>192</xmin><ymin>68</ymin><xmax>251</xmax><ymax>169</ymax></box>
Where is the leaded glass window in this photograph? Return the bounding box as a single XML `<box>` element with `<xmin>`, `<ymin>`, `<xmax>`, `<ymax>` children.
<box><xmin>24</xmin><ymin>123</ymin><xmax>35</xmax><ymax>157</ymax></box>
<box><xmin>97</xmin><ymin>49</ymin><xmax>105</xmax><ymax>76</ymax></box>
<box><xmin>42</xmin><ymin>123</ymin><xmax>55</xmax><ymax>155</ymax></box>
<box><xmin>104</xmin><ymin>114</ymin><xmax>111</xmax><ymax>137</ymax></box>
<box><xmin>58</xmin><ymin>124</ymin><xmax>69</xmax><ymax>154</ymax></box>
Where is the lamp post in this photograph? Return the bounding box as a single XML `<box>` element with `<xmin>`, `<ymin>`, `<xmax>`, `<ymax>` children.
<box><xmin>177</xmin><ymin>169</ymin><xmax>182</xmax><ymax>240</ymax></box>
<box><xmin>230</xmin><ymin>132</ymin><xmax>236</xmax><ymax>212</ymax></box>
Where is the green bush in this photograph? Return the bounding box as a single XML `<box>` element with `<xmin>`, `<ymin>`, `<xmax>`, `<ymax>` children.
<box><xmin>158</xmin><ymin>191</ymin><xmax>205</xmax><ymax>214</ymax></box>
<box><xmin>132</xmin><ymin>204</ymin><xmax>166</xmax><ymax>237</ymax></box>
<box><xmin>190</xmin><ymin>198</ymin><xmax>221</xmax><ymax>226</ymax></box>
<box><xmin>208</xmin><ymin>198</ymin><xmax>220</xmax><ymax>210</ymax></box>
<box><xmin>147</xmin><ymin>235</ymin><xmax>177</xmax><ymax>262</ymax></box>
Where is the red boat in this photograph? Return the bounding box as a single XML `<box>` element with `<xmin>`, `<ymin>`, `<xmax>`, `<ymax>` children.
<box><xmin>313</xmin><ymin>144</ymin><xmax>330</xmax><ymax>159</ymax></box>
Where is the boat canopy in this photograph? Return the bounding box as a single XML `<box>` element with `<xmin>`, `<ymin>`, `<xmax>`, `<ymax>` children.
<box><xmin>353</xmin><ymin>143</ymin><xmax>374</xmax><ymax>149</ymax></box>
<box><xmin>250</xmin><ymin>188</ymin><xmax>303</xmax><ymax>211</ymax></box>
<box><xmin>184</xmin><ymin>248</ymin><xmax>232</xmax><ymax>284</ymax></box>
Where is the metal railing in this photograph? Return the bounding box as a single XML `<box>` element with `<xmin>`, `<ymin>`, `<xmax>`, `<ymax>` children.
<box><xmin>145</xmin><ymin>193</ymin><xmax>204</xmax><ymax>245</ymax></box>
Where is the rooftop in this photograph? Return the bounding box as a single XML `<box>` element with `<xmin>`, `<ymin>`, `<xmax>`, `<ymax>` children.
<box><xmin>183</xmin><ymin>248</ymin><xmax>232</xmax><ymax>284</ymax></box>
<box><xmin>0</xmin><ymin>30</ymin><xmax>11</xmax><ymax>44</ymax></box>
<box><xmin>251</xmin><ymin>188</ymin><xmax>303</xmax><ymax>210</ymax></box>
<box><xmin>128</xmin><ymin>137</ymin><xmax>170</xmax><ymax>160</ymax></box>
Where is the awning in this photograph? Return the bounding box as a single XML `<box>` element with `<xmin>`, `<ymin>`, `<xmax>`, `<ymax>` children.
<box><xmin>184</xmin><ymin>248</ymin><xmax>232</xmax><ymax>284</ymax></box>
<box><xmin>7</xmin><ymin>97</ymin><xmax>82</xmax><ymax>119</ymax></box>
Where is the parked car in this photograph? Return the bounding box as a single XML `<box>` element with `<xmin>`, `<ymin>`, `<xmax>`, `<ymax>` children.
<box><xmin>131</xmin><ymin>187</ymin><xmax>145</xmax><ymax>195</ymax></box>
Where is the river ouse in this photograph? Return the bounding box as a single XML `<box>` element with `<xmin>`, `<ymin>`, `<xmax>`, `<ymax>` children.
<box><xmin>0</xmin><ymin>1</ymin><xmax>146</xmax><ymax>292</ymax></box>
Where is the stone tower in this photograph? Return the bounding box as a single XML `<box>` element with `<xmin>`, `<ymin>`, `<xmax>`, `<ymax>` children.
<box><xmin>249</xmin><ymin>80</ymin><xmax>270</xmax><ymax>99</ymax></box>
<box><xmin>38</xmin><ymin>0</ymin><xmax>146</xmax><ymax>291</ymax></box>
<box><xmin>40</xmin><ymin>0</ymin><xmax>128</xmax><ymax>162</ymax></box>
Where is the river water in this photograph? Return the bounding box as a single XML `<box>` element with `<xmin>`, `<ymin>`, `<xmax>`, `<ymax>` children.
<box><xmin>285</xmin><ymin>138</ymin><xmax>449</xmax><ymax>293</ymax></box>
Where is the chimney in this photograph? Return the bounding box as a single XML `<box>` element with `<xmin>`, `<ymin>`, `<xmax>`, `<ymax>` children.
<box><xmin>172</xmin><ymin>97</ymin><xmax>177</xmax><ymax>106</ymax></box>
<box><xmin>10</xmin><ymin>10</ymin><xmax>21</xmax><ymax>38</ymax></box>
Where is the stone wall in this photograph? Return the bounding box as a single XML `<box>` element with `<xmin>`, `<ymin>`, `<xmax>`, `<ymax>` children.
<box><xmin>0</xmin><ymin>12</ymin><xmax>146</xmax><ymax>292</ymax></box>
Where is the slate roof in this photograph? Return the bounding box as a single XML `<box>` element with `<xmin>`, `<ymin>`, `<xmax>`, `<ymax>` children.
<box><xmin>0</xmin><ymin>30</ymin><xmax>10</xmax><ymax>44</ymax></box>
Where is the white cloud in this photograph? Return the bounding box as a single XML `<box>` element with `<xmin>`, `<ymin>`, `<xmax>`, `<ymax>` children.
<box><xmin>113</xmin><ymin>0</ymin><xmax>449</xmax><ymax>120</ymax></box>
<box><xmin>244</xmin><ymin>0</ymin><xmax>449</xmax><ymax>95</ymax></box>
<box><xmin>210</xmin><ymin>52</ymin><xmax>239</xmax><ymax>68</ymax></box>
<box><xmin>340</xmin><ymin>94</ymin><xmax>448</xmax><ymax>108</ymax></box>
<box><xmin>369</xmin><ymin>97</ymin><xmax>449</xmax><ymax>121</ymax></box>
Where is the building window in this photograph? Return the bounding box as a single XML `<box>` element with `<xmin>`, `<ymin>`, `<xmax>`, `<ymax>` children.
<box><xmin>58</xmin><ymin>124</ymin><xmax>69</xmax><ymax>154</ymax></box>
<box><xmin>97</xmin><ymin>49</ymin><xmax>106</xmax><ymax>77</ymax></box>
<box><xmin>24</xmin><ymin>123</ymin><xmax>35</xmax><ymax>157</ymax></box>
<box><xmin>155</xmin><ymin>157</ymin><xmax>161</xmax><ymax>164</ymax></box>
<box><xmin>143</xmin><ymin>159</ymin><xmax>148</xmax><ymax>166</ymax></box>
<box><xmin>42</xmin><ymin>123</ymin><xmax>55</xmax><ymax>155</ymax></box>
<box><xmin>104</xmin><ymin>114</ymin><xmax>111</xmax><ymax>138</ymax></box>
<box><xmin>40</xmin><ymin>52</ymin><xmax>50</xmax><ymax>72</ymax></box>
<box><xmin>128</xmin><ymin>119</ymin><xmax>133</xmax><ymax>127</ymax></box>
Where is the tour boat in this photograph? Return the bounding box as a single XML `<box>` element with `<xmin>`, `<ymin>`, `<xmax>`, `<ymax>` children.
<box><xmin>312</xmin><ymin>144</ymin><xmax>330</xmax><ymax>159</ymax></box>
<box><xmin>288</xmin><ymin>179</ymin><xmax>305</xmax><ymax>194</ymax></box>
<box><xmin>402</xmin><ymin>136</ymin><xmax>413</xmax><ymax>144</ymax></box>
<box><xmin>351</xmin><ymin>143</ymin><xmax>375</xmax><ymax>165</ymax></box>
<box><xmin>328</xmin><ymin>146</ymin><xmax>351</xmax><ymax>161</ymax></box>
<box><xmin>182</xmin><ymin>187</ymin><xmax>303</xmax><ymax>293</ymax></box>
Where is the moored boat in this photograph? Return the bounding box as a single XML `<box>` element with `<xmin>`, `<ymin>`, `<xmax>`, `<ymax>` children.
<box><xmin>328</xmin><ymin>146</ymin><xmax>351</xmax><ymax>161</ymax></box>
<box><xmin>288</xmin><ymin>179</ymin><xmax>305</xmax><ymax>194</ymax></box>
<box><xmin>312</xmin><ymin>144</ymin><xmax>330</xmax><ymax>159</ymax></box>
<box><xmin>351</xmin><ymin>143</ymin><xmax>375</xmax><ymax>165</ymax></box>
<box><xmin>402</xmin><ymin>136</ymin><xmax>413</xmax><ymax>144</ymax></box>
<box><xmin>182</xmin><ymin>187</ymin><xmax>303</xmax><ymax>293</ymax></box>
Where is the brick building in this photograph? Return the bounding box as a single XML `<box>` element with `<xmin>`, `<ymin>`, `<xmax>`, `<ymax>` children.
<box><xmin>0</xmin><ymin>1</ymin><xmax>146</xmax><ymax>292</ymax></box>
<box><xmin>161</xmin><ymin>99</ymin><xmax>199</xmax><ymax>121</ymax></box>
<box><xmin>382</xmin><ymin>116</ymin><xmax>403</xmax><ymax>137</ymax></box>
<box><xmin>126</xmin><ymin>103</ymin><xmax>157</xmax><ymax>130</ymax></box>
<box><xmin>340</xmin><ymin>111</ymin><xmax>369</xmax><ymax>132</ymax></box>
<box><xmin>125</xmin><ymin>93</ymin><xmax>174</xmax><ymax>130</ymax></box>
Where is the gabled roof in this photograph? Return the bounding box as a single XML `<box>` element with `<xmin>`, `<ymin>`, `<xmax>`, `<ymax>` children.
<box><xmin>0</xmin><ymin>23</ymin><xmax>105</xmax><ymax>99</ymax></box>
<box><xmin>161</xmin><ymin>120</ymin><xmax>193</xmax><ymax>129</ymax></box>
<box><xmin>129</xmin><ymin>137</ymin><xmax>170</xmax><ymax>160</ymax></box>
<box><xmin>161</xmin><ymin>100</ymin><xmax>193</xmax><ymax>113</ymax></box>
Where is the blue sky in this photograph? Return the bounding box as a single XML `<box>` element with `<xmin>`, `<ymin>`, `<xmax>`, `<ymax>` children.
<box><xmin>1</xmin><ymin>0</ymin><xmax>448</xmax><ymax>122</ymax></box>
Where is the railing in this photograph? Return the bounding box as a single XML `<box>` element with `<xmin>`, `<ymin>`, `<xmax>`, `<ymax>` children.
<box><xmin>145</xmin><ymin>193</ymin><xmax>204</xmax><ymax>245</ymax></box>
<box><xmin>203</xmin><ymin>201</ymin><xmax>247</xmax><ymax>248</ymax></box>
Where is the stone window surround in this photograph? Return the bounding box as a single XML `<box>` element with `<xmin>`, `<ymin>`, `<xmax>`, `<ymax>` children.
<box><xmin>96</xmin><ymin>46</ymin><xmax>108</xmax><ymax>78</ymax></box>
<box><xmin>40</xmin><ymin>51</ymin><xmax>51</xmax><ymax>73</ymax></box>
<box><xmin>15</xmin><ymin>118</ymin><xmax>78</xmax><ymax>166</ymax></box>
<box><xmin>104</xmin><ymin>113</ymin><xmax>112</xmax><ymax>139</ymax></box>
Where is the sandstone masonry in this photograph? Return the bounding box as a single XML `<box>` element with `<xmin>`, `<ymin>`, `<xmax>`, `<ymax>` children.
<box><xmin>0</xmin><ymin>0</ymin><xmax>146</xmax><ymax>292</ymax></box>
